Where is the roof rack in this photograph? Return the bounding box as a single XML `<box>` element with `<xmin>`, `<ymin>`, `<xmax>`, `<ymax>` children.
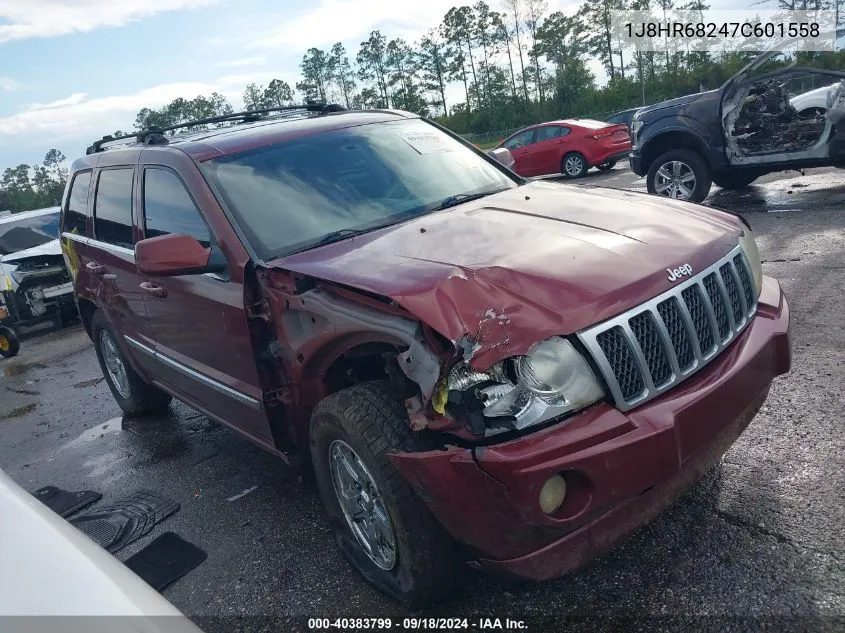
<box><xmin>86</xmin><ymin>102</ymin><xmax>347</xmax><ymax>154</ymax></box>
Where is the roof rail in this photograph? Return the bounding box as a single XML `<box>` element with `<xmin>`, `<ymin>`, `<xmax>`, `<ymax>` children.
<box><xmin>86</xmin><ymin>103</ymin><xmax>347</xmax><ymax>154</ymax></box>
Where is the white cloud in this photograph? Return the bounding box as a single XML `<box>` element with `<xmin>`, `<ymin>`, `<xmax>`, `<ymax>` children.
<box><xmin>0</xmin><ymin>0</ymin><xmax>219</xmax><ymax>43</ymax></box>
<box><xmin>0</xmin><ymin>70</ymin><xmax>293</xmax><ymax>140</ymax></box>
<box><xmin>251</xmin><ymin>0</ymin><xmax>578</xmax><ymax>50</ymax></box>
<box><xmin>0</xmin><ymin>76</ymin><xmax>19</xmax><ymax>91</ymax></box>
<box><xmin>215</xmin><ymin>56</ymin><xmax>267</xmax><ymax>68</ymax></box>
<box><xmin>27</xmin><ymin>92</ymin><xmax>88</xmax><ymax>110</ymax></box>
<box><xmin>251</xmin><ymin>0</ymin><xmax>462</xmax><ymax>50</ymax></box>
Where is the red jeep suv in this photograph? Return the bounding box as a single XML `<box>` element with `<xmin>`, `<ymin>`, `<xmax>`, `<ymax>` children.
<box><xmin>61</xmin><ymin>105</ymin><xmax>791</xmax><ymax>606</ymax></box>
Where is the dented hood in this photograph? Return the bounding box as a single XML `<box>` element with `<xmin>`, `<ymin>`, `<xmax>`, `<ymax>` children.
<box><xmin>273</xmin><ymin>181</ymin><xmax>741</xmax><ymax>368</ymax></box>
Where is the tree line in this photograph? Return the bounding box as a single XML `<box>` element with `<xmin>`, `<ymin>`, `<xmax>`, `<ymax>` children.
<box><xmin>0</xmin><ymin>150</ymin><xmax>68</xmax><ymax>214</ymax></box>
<box><xmin>133</xmin><ymin>0</ymin><xmax>845</xmax><ymax>138</ymax></box>
<box><xmin>2</xmin><ymin>0</ymin><xmax>843</xmax><ymax>213</ymax></box>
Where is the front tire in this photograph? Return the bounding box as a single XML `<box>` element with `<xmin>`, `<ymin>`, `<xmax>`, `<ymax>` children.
<box><xmin>647</xmin><ymin>149</ymin><xmax>712</xmax><ymax>202</ymax></box>
<box><xmin>91</xmin><ymin>310</ymin><xmax>172</xmax><ymax>416</ymax></box>
<box><xmin>561</xmin><ymin>152</ymin><xmax>588</xmax><ymax>178</ymax></box>
<box><xmin>0</xmin><ymin>326</ymin><xmax>20</xmax><ymax>358</ymax></box>
<box><xmin>310</xmin><ymin>381</ymin><xmax>460</xmax><ymax>608</ymax></box>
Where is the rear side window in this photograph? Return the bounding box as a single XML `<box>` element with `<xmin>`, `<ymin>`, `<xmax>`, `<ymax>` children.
<box><xmin>63</xmin><ymin>171</ymin><xmax>91</xmax><ymax>235</ymax></box>
<box><xmin>535</xmin><ymin>126</ymin><xmax>561</xmax><ymax>142</ymax></box>
<box><xmin>94</xmin><ymin>168</ymin><xmax>134</xmax><ymax>249</ymax></box>
<box><xmin>143</xmin><ymin>169</ymin><xmax>211</xmax><ymax>247</ymax></box>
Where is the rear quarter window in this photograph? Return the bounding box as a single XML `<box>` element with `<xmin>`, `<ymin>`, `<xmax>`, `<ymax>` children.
<box><xmin>94</xmin><ymin>168</ymin><xmax>134</xmax><ymax>249</ymax></box>
<box><xmin>63</xmin><ymin>171</ymin><xmax>91</xmax><ymax>235</ymax></box>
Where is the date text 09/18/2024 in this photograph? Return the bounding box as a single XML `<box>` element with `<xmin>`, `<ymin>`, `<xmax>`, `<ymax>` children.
<box><xmin>308</xmin><ymin>618</ymin><xmax>527</xmax><ymax>630</ymax></box>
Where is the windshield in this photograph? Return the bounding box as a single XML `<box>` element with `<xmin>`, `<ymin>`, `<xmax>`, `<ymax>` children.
<box><xmin>201</xmin><ymin>118</ymin><xmax>519</xmax><ymax>259</ymax></box>
<box><xmin>0</xmin><ymin>212</ymin><xmax>60</xmax><ymax>256</ymax></box>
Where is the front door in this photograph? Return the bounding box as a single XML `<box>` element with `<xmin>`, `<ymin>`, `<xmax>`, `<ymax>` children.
<box><xmin>136</xmin><ymin>162</ymin><xmax>272</xmax><ymax>443</ymax></box>
<box><xmin>502</xmin><ymin>129</ymin><xmax>537</xmax><ymax>176</ymax></box>
<box><xmin>531</xmin><ymin>125</ymin><xmax>569</xmax><ymax>175</ymax></box>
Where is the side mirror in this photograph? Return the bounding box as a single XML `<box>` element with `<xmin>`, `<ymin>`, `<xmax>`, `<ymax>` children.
<box><xmin>135</xmin><ymin>233</ymin><xmax>226</xmax><ymax>277</ymax></box>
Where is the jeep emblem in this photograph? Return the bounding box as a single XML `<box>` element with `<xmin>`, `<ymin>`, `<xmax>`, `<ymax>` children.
<box><xmin>667</xmin><ymin>264</ymin><xmax>693</xmax><ymax>282</ymax></box>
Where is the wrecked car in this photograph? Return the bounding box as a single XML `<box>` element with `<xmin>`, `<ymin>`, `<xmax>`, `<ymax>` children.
<box><xmin>62</xmin><ymin>105</ymin><xmax>791</xmax><ymax>606</ymax></box>
<box><xmin>630</xmin><ymin>43</ymin><xmax>845</xmax><ymax>201</ymax></box>
<box><xmin>0</xmin><ymin>207</ymin><xmax>76</xmax><ymax>331</ymax></box>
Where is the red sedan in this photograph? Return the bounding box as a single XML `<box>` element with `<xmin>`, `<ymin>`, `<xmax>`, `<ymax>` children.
<box><xmin>498</xmin><ymin>119</ymin><xmax>632</xmax><ymax>178</ymax></box>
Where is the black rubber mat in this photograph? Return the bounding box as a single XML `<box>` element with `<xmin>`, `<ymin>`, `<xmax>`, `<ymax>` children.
<box><xmin>124</xmin><ymin>532</ymin><xmax>207</xmax><ymax>591</ymax></box>
<box><xmin>32</xmin><ymin>486</ymin><xmax>102</xmax><ymax>518</ymax></box>
<box><xmin>70</xmin><ymin>490</ymin><xmax>179</xmax><ymax>553</ymax></box>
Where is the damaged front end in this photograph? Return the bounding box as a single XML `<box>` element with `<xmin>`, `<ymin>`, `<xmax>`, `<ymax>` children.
<box><xmin>723</xmin><ymin>70</ymin><xmax>845</xmax><ymax>165</ymax></box>
<box><xmin>433</xmin><ymin>336</ymin><xmax>605</xmax><ymax>438</ymax></box>
<box><xmin>0</xmin><ymin>251</ymin><xmax>74</xmax><ymax>325</ymax></box>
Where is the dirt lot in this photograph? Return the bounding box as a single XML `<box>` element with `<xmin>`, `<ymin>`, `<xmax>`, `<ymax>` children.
<box><xmin>1</xmin><ymin>168</ymin><xmax>843</xmax><ymax>632</ymax></box>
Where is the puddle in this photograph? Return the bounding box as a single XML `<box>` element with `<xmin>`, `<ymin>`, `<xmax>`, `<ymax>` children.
<box><xmin>0</xmin><ymin>403</ymin><xmax>37</xmax><ymax>420</ymax></box>
<box><xmin>61</xmin><ymin>416</ymin><xmax>124</xmax><ymax>450</ymax></box>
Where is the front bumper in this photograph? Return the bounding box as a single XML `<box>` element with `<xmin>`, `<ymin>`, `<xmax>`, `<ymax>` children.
<box><xmin>391</xmin><ymin>276</ymin><xmax>791</xmax><ymax>579</ymax></box>
<box><xmin>629</xmin><ymin>151</ymin><xmax>645</xmax><ymax>176</ymax></box>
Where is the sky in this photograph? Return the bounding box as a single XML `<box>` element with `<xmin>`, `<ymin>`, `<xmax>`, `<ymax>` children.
<box><xmin>0</xmin><ymin>0</ymin><xmax>796</xmax><ymax>173</ymax></box>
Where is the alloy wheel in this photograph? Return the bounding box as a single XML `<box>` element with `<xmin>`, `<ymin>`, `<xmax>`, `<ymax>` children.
<box><xmin>654</xmin><ymin>160</ymin><xmax>697</xmax><ymax>199</ymax></box>
<box><xmin>565</xmin><ymin>155</ymin><xmax>585</xmax><ymax>176</ymax></box>
<box><xmin>100</xmin><ymin>330</ymin><xmax>130</xmax><ymax>399</ymax></box>
<box><xmin>329</xmin><ymin>439</ymin><xmax>397</xmax><ymax>571</ymax></box>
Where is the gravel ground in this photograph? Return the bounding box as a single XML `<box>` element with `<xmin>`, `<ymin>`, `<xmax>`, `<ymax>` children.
<box><xmin>1</xmin><ymin>167</ymin><xmax>842</xmax><ymax>632</ymax></box>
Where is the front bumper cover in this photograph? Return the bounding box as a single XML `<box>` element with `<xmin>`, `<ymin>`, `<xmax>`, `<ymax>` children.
<box><xmin>390</xmin><ymin>275</ymin><xmax>791</xmax><ymax>578</ymax></box>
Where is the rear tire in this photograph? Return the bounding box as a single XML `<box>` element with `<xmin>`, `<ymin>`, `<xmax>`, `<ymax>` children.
<box><xmin>310</xmin><ymin>381</ymin><xmax>461</xmax><ymax>608</ymax></box>
<box><xmin>712</xmin><ymin>172</ymin><xmax>759</xmax><ymax>190</ymax></box>
<box><xmin>596</xmin><ymin>160</ymin><xmax>617</xmax><ymax>172</ymax></box>
<box><xmin>561</xmin><ymin>152</ymin><xmax>588</xmax><ymax>178</ymax></box>
<box><xmin>0</xmin><ymin>326</ymin><xmax>20</xmax><ymax>358</ymax></box>
<box><xmin>91</xmin><ymin>310</ymin><xmax>172</xmax><ymax>416</ymax></box>
<box><xmin>646</xmin><ymin>149</ymin><xmax>712</xmax><ymax>202</ymax></box>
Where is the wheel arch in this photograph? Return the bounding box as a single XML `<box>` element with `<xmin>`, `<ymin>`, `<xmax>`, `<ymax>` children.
<box><xmin>640</xmin><ymin>130</ymin><xmax>709</xmax><ymax>174</ymax></box>
<box><xmin>77</xmin><ymin>297</ymin><xmax>98</xmax><ymax>338</ymax></box>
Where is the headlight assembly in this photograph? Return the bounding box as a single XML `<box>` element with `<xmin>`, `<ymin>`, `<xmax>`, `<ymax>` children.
<box><xmin>442</xmin><ymin>336</ymin><xmax>606</xmax><ymax>437</ymax></box>
<box><xmin>738</xmin><ymin>227</ymin><xmax>763</xmax><ymax>297</ymax></box>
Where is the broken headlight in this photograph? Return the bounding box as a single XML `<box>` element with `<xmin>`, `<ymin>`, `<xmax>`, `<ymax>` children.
<box><xmin>738</xmin><ymin>227</ymin><xmax>763</xmax><ymax>297</ymax></box>
<box><xmin>441</xmin><ymin>337</ymin><xmax>605</xmax><ymax>437</ymax></box>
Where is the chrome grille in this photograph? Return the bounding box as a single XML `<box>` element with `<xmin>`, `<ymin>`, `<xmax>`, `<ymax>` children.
<box><xmin>578</xmin><ymin>244</ymin><xmax>757</xmax><ymax>411</ymax></box>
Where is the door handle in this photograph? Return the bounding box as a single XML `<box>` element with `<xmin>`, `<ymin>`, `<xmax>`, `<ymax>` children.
<box><xmin>86</xmin><ymin>262</ymin><xmax>106</xmax><ymax>275</ymax></box>
<box><xmin>139</xmin><ymin>281</ymin><xmax>167</xmax><ymax>298</ymax></box>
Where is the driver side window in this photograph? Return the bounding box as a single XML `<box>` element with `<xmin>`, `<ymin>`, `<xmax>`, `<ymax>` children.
<box><xmin>503</xmin><ymin>130</ymin><xmax>535</xmax><ymax>150</ymax></box>
<box><xmin>142</xmin><ymin>168</ymin><xmax>212</xmax><ymax>248</ymax></box>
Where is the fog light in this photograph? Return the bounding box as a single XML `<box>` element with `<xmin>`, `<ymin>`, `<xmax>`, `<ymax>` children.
<box><xmin>539</xmin><ymin>474</ymin><xmax>567</xmax><ymax>515</ymax></box>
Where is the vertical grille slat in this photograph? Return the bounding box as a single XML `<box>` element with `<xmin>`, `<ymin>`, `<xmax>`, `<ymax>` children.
<box><xmin>580</xmin><ymin>245</ymin><xmax>758</xmax><ymax>413</ymax></box>
<box><xmin>657</xmin><ymin>298</ymin><xmax>695</xmax><ymax>370</ymax></box>
<box><xmin>702</xmin><ymin>273</ymin><xmax>731</xmax><ymax>340</ymax></box>
<box><xmin>595</xmin><ymin>326</ymin><xmax>645</xmax><ymax>402</ymax></box>
<box><xmin>720</xmin><ymin>263</ymin><xmax>744</xmax><ymax>324</ymax></box>
<box><xmin>681</xmin><ymin>284</ymin><xmax>716</xmax><ymax>354</ymax></box>
<box><xmin>734</xmin><ymin>254</ymin><xmax>755</xmax><ymax>310</ymax></box>
<box><xmin>629</xmin><ymin>312</ymin><xmax>673</xmax><ymax>387</ymax></box>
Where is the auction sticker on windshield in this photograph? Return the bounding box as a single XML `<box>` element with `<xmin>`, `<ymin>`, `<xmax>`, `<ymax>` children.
<box><xmin>400</xmin><ymin>132</ymin><xmax>452</xmax><ymax>154</ymax></box>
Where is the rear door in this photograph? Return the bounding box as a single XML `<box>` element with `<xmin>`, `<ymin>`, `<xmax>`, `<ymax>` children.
<box><xmin>136</xmin><ymin>155</ymin><xmax>272</xmax><ymax>443</ymax></box>
<box><xmin>502</xmin><ymin>129</ymin><xmax>537</xmax><ymax>176</ymax></box>
<box><xmin>63</xmin><ymin>153</ymin><xmax>159</xmax><ymax>376</ymax></box>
